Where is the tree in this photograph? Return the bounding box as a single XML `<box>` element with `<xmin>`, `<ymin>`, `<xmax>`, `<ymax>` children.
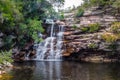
<box><xmin>0</xmin><ymin>0</ymin><xmax>22</xmax><ymax>31</ymax></box>
<box><xmin>0</xmin><ymin>0</ymin><xmax>65</xmax><ymax>49</ymax></box>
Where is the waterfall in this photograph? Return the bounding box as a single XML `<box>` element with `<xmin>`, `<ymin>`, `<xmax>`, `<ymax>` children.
<box><xmin>36</xmin><ymin>23</ymin><xmax>64</xmax><ymax>60</ymax></box>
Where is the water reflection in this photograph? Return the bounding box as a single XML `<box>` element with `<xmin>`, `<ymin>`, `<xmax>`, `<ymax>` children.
<box><xmin>7</xmin><ymin>61</ymin><xmax>120</xmax><ymax>80</ymax></box>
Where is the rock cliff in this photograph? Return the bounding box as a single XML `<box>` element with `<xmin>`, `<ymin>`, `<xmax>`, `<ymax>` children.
<box><xmin>62</xmin><ymin>7</ymin><xmax>120</xmax><ymax>62</ymax></box>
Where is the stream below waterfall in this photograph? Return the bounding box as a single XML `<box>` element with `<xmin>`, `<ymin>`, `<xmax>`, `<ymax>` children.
<box><xmin>2</xmin><ymin>61</ymin><xmax>120</xmax><ymax>80</ymax></box>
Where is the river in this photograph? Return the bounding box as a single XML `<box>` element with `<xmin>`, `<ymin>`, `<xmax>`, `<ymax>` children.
<box><xmin>3</xmin><ymin>61</ymin><xmax>120</xmax><ymax>80</ymax></box>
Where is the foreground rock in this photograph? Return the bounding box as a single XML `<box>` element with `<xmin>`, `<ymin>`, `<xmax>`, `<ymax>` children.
<box><xmin>0</xmin><ymin>62</ymin><xmax>13</xmax><ymax>75</ymax></box>
<box><xmin>0</xmin><ymin>71</ymin><xmax>6</xmax><ymax>75</ymax></box>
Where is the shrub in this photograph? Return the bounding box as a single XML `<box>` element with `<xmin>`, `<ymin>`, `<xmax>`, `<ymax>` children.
<box><xmin>101</xmin><ymin>33</ymin><xmax>118</xmax><ymax>43</ymax></box>
<box><xmin>3</xmin><ymin>36</ymin><xmax>14</xmax><ymax>49</ymax></box>
<box><xmin>88</xmin><ymin>43</ymin><xmax>97</xmax><ymax>49</ymax></box>
<box><xmin>111</xmin><ymin>22</ymin><xmax>120</xmax><ymax>34</ymax></box>
<box><xmin>108</xmin><ymin>43</ymin><xmax>118</xmax><ymax>51</ymax></box>
<box><xmin>89</xmin><ymin>23</ymin><xmax>100</xmax><ymax>32</ymax></box>
<box><xmin>81</xmin><ymin>27</ymin><xmax>89</xmax><ymax>32</ymax></box>
<box><xmin>0</xmin><ymin>50</ymin><xmax>13</xmax><ymax>64</ymax></box>
<box><xmin>76</xmin><ymin>8</ymin><xmax>84</xmax><ymax>17</ymax></box>
<box><xmin>59</xmin><ymin>12</ymin><xmax>64</xmax><ymax>20</ymax></box>
<box><xmin>72</xmin><ymin>25</ymin><xmax>78</xmax><ymax>29</ymax></box>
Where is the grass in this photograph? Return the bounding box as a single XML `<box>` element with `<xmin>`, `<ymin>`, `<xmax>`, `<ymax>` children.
<box><xmin>111</xmin><ymin>22</ymin><xmax>120</xmax><ymax>34</ymax></box>
<box><xmin>88</xmin><ymin>23</ymin><xmax>100</xmax><ymax>33</ymax></box>
<box><xmin>72</xmin><ymin>25</ymin><xmax>78</xmax><ymax>29</ymax></box>
<box><xmin>88</xmin><ymin>43</ymin><xmax>97</xmax><ymax>49</ymax></box>
<box><xmin>0</xmin><ymin>50</ymin><xmax>13</xmax><ymax>65</ymax></box>
<box><xmin>101</xmin><ymin>33</ymin><xmax>118</xmax><ymax>43</ymax></box>
<box><xmin>76</xmin><ymin>8</ymin><xmax>84</xmax><ymax>17</ymax></box>
<box><xmin>81</xmin><ymin>27</ymin><xmax>89</xmax><ymax>32</ymax></box>
<box><xmin>80</xmin><ymin>23</ymin><xmax>100</xmax><ymax>33</ymax></box>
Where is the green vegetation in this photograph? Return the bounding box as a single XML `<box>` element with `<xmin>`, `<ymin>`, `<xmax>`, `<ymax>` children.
<box><xmin>82</xmin><ymin>0</ymin><xmax>120</xmax><ymax>8</ymax></box>
<box><xmin>72</xmin><ymin>25</ymin><xmax>78</xmax><ymax>29</ymax></box>
<box><xmin>101</xmin><ymin>33</ymin><xmax>118</xmax><ymax>43</ymax></box>
<box><xmin>88</xmin><ymin>23</ymin><xmax>100</xmax><ymax>33</ymax></box>
<box><xmin>111</xmin><ymin>22</ymin><xmax>120</xmax><ymax>34</ymax></box>
<box><xmin>59</xmin><ymin>12</ymin><xmax>65</xmax><ymax>20</ymax></box>
<box><xmin>0</xmin><ymin>50</ymin><xmax>13</xmax><ymax>64</ymax></box>
<box><xmin>75</xmin><ymin>0</ymin><xmax>120</xmax><ymax>17</ymax></box>
<box><xmin>88</xmin><ymin>43</ymin><xmax>97</xmax><ymax>49</ymax></box>
<box><xmin>112</xmin><ymin>0</ymin><xmax>120</xmax><ymax>13</ymax></box>
<box><xmin>81</xmin><ymin>27</ymin><xmax>89</xmax><ymax>32</ymax></box>
<box><xmin>76</xmin><ymin>8</ymin><xmax>84</xmax><ymax>17</ymax></box>
<box><xmin>80</xmin><ymin>23</ymin><xmax>100</xmax><ymax>33</ymax></box>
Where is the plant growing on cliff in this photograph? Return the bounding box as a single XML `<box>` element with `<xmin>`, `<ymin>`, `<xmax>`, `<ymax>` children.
<box><xmin>81</xmin><ymin>27</ymin><xmax>89</xmax><ymax>32</ymax></box>
<box><xmin>88</xmin><ymin>43</ymin><xmax>97</xmax><ymax>49</ymax></box>
<box><xmin>76</xmin><ymin>8</ymin><xmax>84</xmax><ymax>17</ymax></box>
<box><xmin>72</xmin><ymin>25</ymin><xmax>78</xmax><ymax>29</ymax></box>
<box><xmin>88</xmin><ymin>23</ymin><xmax>100</xmax><ymax>33</ymax></box>
<box><xmin>101</xmin><ymin>33</ymin><xmax>118</xmax><ymax>43</ymax></box>
<box><xmin>108</xmin><ymin>42</ymin><xmax>118</xmax><ymax>51</ymax></box>
<box><xmin>82</xmin><ymin>0</ymin><xmax>116</xmax><ymax>8</ymax></box>
<box><xmin>59</xmin><ymin>12</ymin><xmax>65</xmax><ymax>20</ymax></box>
<box><xmin>112</xmin><ymin>0</ymin><xmax>120</xmax><ymax>13</ymax></box>
<box><xmin>111</xmin><ymin>22</ymin><xmax>120</xmax><ymax>34</ymax></box>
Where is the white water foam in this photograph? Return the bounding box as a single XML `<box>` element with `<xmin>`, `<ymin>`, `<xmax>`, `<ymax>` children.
<box><xmin>35</xmin><ymin>23</ymin><xmax>64</xmax><ymax>60</ymax></box>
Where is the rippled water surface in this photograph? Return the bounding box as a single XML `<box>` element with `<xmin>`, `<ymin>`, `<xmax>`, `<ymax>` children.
<box><xmin>5</xmin><ymin>61</ymin><xmax>120</xmax><ymax>80</ymax></box>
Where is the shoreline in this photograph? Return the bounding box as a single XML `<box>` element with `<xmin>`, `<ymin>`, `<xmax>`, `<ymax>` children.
<box><xmin>0</xmin><ymin>62</ymin><xmax>13</xmax><ymax>75</ymax></box>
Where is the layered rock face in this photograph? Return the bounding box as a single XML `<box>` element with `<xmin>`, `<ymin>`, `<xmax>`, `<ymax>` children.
<box><xmin>62</xmin><ymin>7</ymin><xmax>120</xmax><ymax>62</ymax></box>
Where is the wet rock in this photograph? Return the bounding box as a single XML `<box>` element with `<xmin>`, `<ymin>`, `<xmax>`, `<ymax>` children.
<box><xmin>0</xmin><ymin>38</ymin><xmax>4</xmax><ymax>48</ymax></box>
<box><xmin>29</xmin><ymin>50</ymin><xmax>36</xmax><ymax>58</ymax></box>
<box><xmin>0</xmin><ymin>32</ymin><xmax>4</xmax><ymax>37</ymax></box>
<box><xmin>103</xmin><ymin>59</ymin><xmax>112</xmax><ymax>62</ymax></box>
<box><xmin>55</xmin><ymin>20</ymin><xmax>66</xmax><ymax>25</ymax></box>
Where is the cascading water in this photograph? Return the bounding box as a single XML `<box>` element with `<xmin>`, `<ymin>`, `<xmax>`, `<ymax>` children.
<box><xmin>55</xmin><ymin>25</ymin><xmax>64</xmax><ymax>59</ymax></box>
<box><xmin>36</xmin><ymin>23</ymin><xmax>64</xmax><ymax>60</ymax></box>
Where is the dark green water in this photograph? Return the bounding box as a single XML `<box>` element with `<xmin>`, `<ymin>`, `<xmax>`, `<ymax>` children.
<box><xmin>6</xmin><ymin>61</ymin><xmax>120</xmax><ymax>80</ymax></box>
